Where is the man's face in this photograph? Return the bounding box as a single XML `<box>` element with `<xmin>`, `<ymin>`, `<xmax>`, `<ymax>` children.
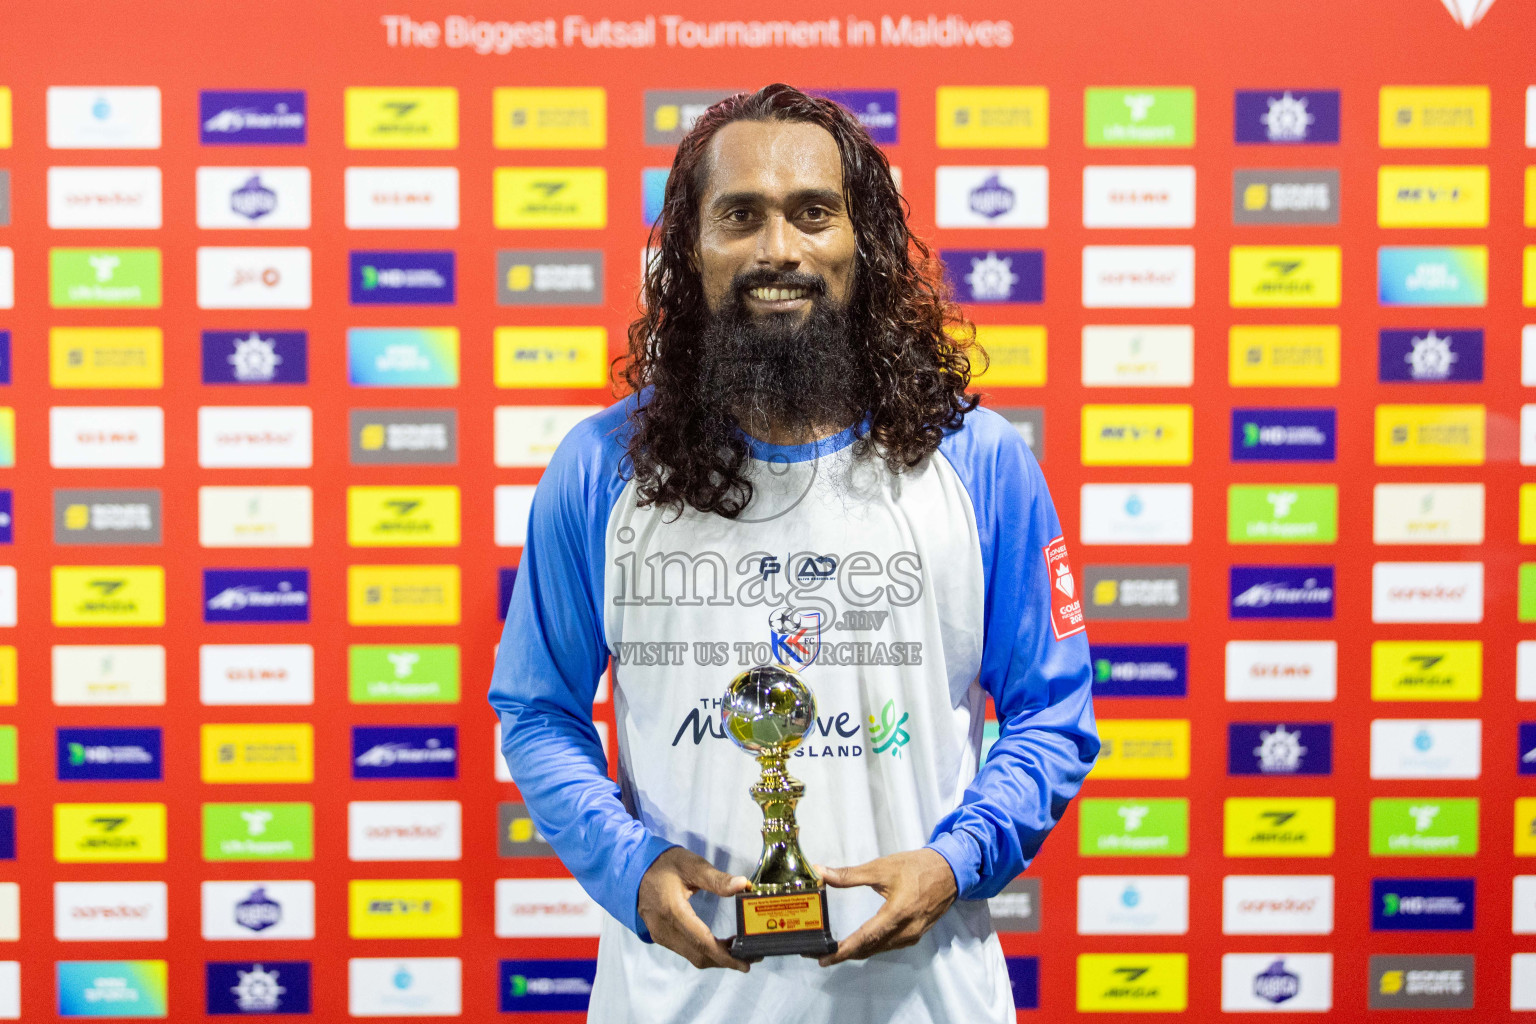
<box><xmin>695</xmin><ymin>120</ymin><xmax>857</xmax><ymax>321</ymax></box>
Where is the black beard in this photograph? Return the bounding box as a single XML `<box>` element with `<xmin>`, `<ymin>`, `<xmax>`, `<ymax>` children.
<box><xmin>695</xmin><ymin>273</ymin><xmax>865</xmax><ymax>440</ymax></box>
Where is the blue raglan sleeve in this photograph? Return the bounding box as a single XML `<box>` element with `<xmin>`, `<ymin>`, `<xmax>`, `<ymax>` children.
<box><xmin>925</xmin><ymin>409</ymin><xmax>1100</xmax><ymax>899</ymax></box>
<box><xmin>487</xmin><ymin>409</ymin><xmax>677</xmax><ymax>939</ymax></box>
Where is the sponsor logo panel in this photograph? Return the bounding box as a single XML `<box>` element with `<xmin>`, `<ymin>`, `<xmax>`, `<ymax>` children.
<box><xmin>1371</xmin><ymin>877</ymin><xmax>1474</xmax><ymax>931</ymax></box>
<box><xmin>1228</xmin><ymin>723</ymin><xmax>1332</xmax><ymax>776</ymax></box>
<box><xmin>941</xmin><ymin>249</ymin><xmax>1044</xmax><ymax>304</ymax></box>
<box><xmin>49</xmin><ymin>328</ymin><xmax>162</xmax><ymax>389</ymax></box>
<box><xmin>48</xmin><ymin>167</ymin><xmax>162</xmax><ymax>229</ymax></box>
<box><xmin>353</xmin><ymin>726</ymin><xmax>458</xmax><ymax>781</ymax></box>
<box><xmin>1080</xmin><ymin>484</ymin><xmax>1192</xmax><ymax>545</ymax></box>
<box><xmin>348</xmin><ymin>327</ymin><xmax>459</xmax><ymax>387</ymax></box>
<box><xmin>52</xmin><ymin>645</ymin><xmax>166</xmax><ymax>706</ymax></box>
<box><xmin>935</xmin><ymin>87</ymin><xmax>1047</xmax><ymax>148</ymax></box>
<box><xmin>498</xmin><ymin>802</ymin><xmax>555</xmax><ymax>858</ymax></box>
<box><xmin>1235</xmin><ymin>89</ymin><xmax>1340</xmax><ymax>144</ymax></box>
<box><xmin>1368</xmin><ymin>954</ymin><xmax>1475</xmax><ymax>1009</ymax></box>
<box><xmin>1369</xmin><ymin>718</ymin><xmax>1481</xmax><ymax>779</ymax></box>
<box><xmin>1090</xmin><ymin>644</ymin><xmax>1187</xmax><ymax>698</ymax></box>
<box><xmin>50</xmin><ymin>407</ymin><xmax>164</xmax><ymax>469</ymax></box>
<box><xmin>348</xmin><ymin>879</ymin><xmax>462</xmax><ymax>939</ymax></box>
<box><xmin>493</xmin><ymin>167</ymin><xmax>606</xmax><ymax>228</ymax></box>
<box><xmin>1371</xmin><ymin>561</ymin><xmax>1482</xmax><ymax>623</ymax></box>
<box><xmin>1220</xmin><ymin>954</ymin><xmax>1333</xmax><ymax>1012</ymax></box>
<box><xmin>1081</xmin><ymin>325</ymin><xmax>1193</xmax><ymax>386</ymax></box>
<box><xmin>54</xmin><ymin>803</ymin><xmax>167</xmax><ymax>863</ymax></box>
<box><xmin>1379</xmin><ymin>86</ymin><xmax>1489</xmax><ymax>148</ymax></box>
<box><xmin>344</xmin><ymin>87</ymin><xmax>457</xmax><ymax>149</ymax></box>
<box><xmin>1378</xmin><ymin>246</ymin><xmax>1487</xmax><ymax>306</ymax></box>
<box><xmin>349</xmin><ymin>801</ymin><xmax>461</xmax><ymax>861</ymax></box>
<box><xmin>1231</xmin><ymin>408</ymin><xmax>1336</xmax><ymax>461</ymax></box>
<box><xmin>50</xmin><ymin>248</ymin><xmax>161</xmax><ymax>308</ymax></box>
<box><xmin>496</xmin><ymin>250</ymin><xmax>603</xmax><ymax>306</ymax></box>
<box><xmin>1224</xmin><ymin>798</ymin><xmax>1335</xmax><ymax>857</ymax></box>
<box><xmin>816</xmin><ymin>89</ymin><xmax>899</xmax><ymax>144</ymax></box>
<box><xmin>494</xmin><ymin>406</ymin><xmax>598</xmax><ymax>467</ymax></box>
<box><xmin>54</xmin><ymin>881</ymin><xmax>168</xmax><ymax>941</ymax></box>
<box><xmin>499</xmin><ymin>958</ymin><xmax>596</xmax><ymax>1013</ymax></box>
<box><xmin>1227</xmin><ymin>485</ymin><xmax>1337</xmax><ymax>544</ymax></box>
<box><xmin>200</xmin><ymin>90</ymin><xmax>306</xmax><ymax>145</ymax></box>
<box><xmin>1084</xmin><ymin>564</ymin><xmax>1188</xmax><ymax>620</ymax></box>
<box><xmin>1378</xmin><ymin>165</ymin><xmax>1488</xmax><ymax>227</ymax></box>
<box><xmin>1222</xmin><ymin>876</ymin><xmax>1334</xmax><ymax>935</ymax></box>
<box><xmin>1076</xmin><ymin>953</ymin><xmax>1187</xmax><ymax>1012</ymax></box>
<box><xmin>203</xmin><ymin>569</ymin><xmax>310</xmax><ymax>624</ymax></box>
<box><xmin>494</xmin><ymin>326</ymin><xmax>608</xmax><ymax>387</ymax></box>
<box><xmin>57</xmin><ymin>728</ymin><xmax>162</xmax><ymax>781</ymax></box>
<box><xmin>1374</xmin><ymin>483</ymin><xmax>1483</xmax><ymax>543</ymax></box>
<box><xmin>1375</xmin><ymin>403</ymin><xmax>1484</xmax><ymax>465</ymax></box>
<box><xmin>1081</xmin><ymin>245</ymin><xmax>1193</xmax><ymax>308</ymax></box>
<box><xmin>1081</xmin><ymin>405</ymin><xmax>1192</xmax><ymax>465</ymax></box>
<box><xmin>972</xmin><ymin>326</ymin><xmax>1046</xmax><ymax>386</ymax></box>
<box><xmin>1229</xmin><ymin>565</ymin><xmax>1335</xmax><ymax>620</ymax></box>
<box><xmin>47</xmin><ymin>87</ymin><xmax>161</xmax><ymax>149</ymax></box>
<box><xmin>344</xmin><ymin>167</ymin><xmax>458</xmax><ymax>229</ymax></box>
<box><xmin>349</xmin><ymin>250</ymin><xmax>454</xmax><ymax>305</ymax></box>
<box><xmin>1078</xmin><ymin>798</ymin><xmax>1188</xmax><ymax>857</ymax></box>
<box><xmin>351</xmin><ymin>409</ymin><xmax>457</xmax><ymax>465</ymax></box>
<box><xmin>201</xmin><ymin>880</ymin><xmax>315</xmax><ymax>940</ymax></box>
<box><xmin>202</xmin><ymin>330</ymin><xmax>307</xmax><ymax>385</ymax></box>
<box><xmin>201</xmin><ymin>723</ymin><xmax>314</xmax><ymax>783</ymax></box>
<box><xmin>1230</xmin><ymin>246</ymin><xmax>1341</xmax><ymax>307</ymax></box>
<box><xmin>56</xmin><ymin>961</ymin><xmax>168</xmax><ymax>1017</ymax></box>
<box><xmin>1228</xmin><ymin>326</ymin><xmax>1339</xmax><ymax>387</ymax></box>
<box><xmin>1082</xmin><ymin>165</ymin><xmax>1195</xmax><ymax>228</ymax></box>
<box><xmin>935</xmin><ymin>166</ymin><xmax>1048</xmax><ymax>228</ymax></box>
<box><xmin>495</xmin><ymin>878</ymin><xmax>603</xmax><ymax>937</ymax></box>
<box><xmin>198</xmin><ymin>486</ymin><xmax>313</xmax><ymax>548</ymax></box>
<box><xmin>1084</xmin><ymin>88</ymin><xmax>1194</xmax><ymax>147</ymax></box>
<box><xmin>197</xmin><ymin>406</ymin><xmax>311</xmax><ymax>468</ymax></box>
<box><xmin>494</xmin><ymin>87</ymin><xmax>605</xmax><ymax>148</ymax></box>
<box><xmin>1232</xmin><ymin>168</ymin><xmax>1339</xmax><ymax>225</ymax></box>
<box><xmin>52</xmin><ymin>566</ymin><xmax>165</xmax><ymax>627</ymax></box>
<box><xmin>1370</xmin><ymin>797</ymin><xmax>1478</xmax><ymax>856</ymax></box>
<box><xmin>347</xmin><ymin>565</ymin><xmax>461</xmax><ymax>625</ymax></box>
<box><xmin>55</xmin><ymin>489</ymin><xmax>162</xmax><ymax>546</ymax></box>
<box><xmin>644</xmin><ymin>89</ymin><xmax>736</xmax><ymax>146</ymax></box>
<box><xmin>350</xmin><ymin>645</ymin><xmax>459</xmax><ymax>704</ymax></box>
<box><xmin>1371</xmin><ymin>641</ymin><xmax>1481</xmax><ymax>701</ymax></box>
<box><xmin>346</xmin><ymin>486</ymin><xmax>460</xmax><ymax>547</ymax></box>
<box><xmin>205</xmin><ymin>960</ymin><xmax>311</xmax><ymax>1015</ymax></box>
<box><xmin>200</xmin><ymin>645</ymin><xmax>315</xmax><ymax>706</ymax></box>
<box><xmin>1093</xmin><ymin>720</ymin><xmax>1190</xmax><ymax>779</ymax></box>
<box><xmin>202</xmin><ymin>803</ymin><xmax>313</xmax><ymax>862</ymax></box>
<box><xmin>348</xmin><ymin>958</ymin><xmax>461</xmax><ymax>1017</ymax></box>
<box><xmin>1077</xmin><ymin>875</ymin><xmax>1188</xmax><ymax>935</ymax></box>
<box><xmin>988</xmin><ymin>877</ymin><xmax>1041</xmax><ymax>933</ymax></box>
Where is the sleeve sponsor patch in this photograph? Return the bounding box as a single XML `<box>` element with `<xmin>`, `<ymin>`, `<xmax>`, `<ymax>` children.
<box><xmin>1043</xmin><ymin>535</ymin><xmax>1086</xmax><ymax>640</ymax></box>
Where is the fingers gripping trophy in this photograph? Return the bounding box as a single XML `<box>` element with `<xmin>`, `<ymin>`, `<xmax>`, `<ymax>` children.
<box><xmin>720</xmin><ymin>664</ymin><xmax>839</xmax><ymax>960</ymax></box>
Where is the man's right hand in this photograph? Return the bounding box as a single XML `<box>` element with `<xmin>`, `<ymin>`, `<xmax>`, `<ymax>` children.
<box><xmin>637</xmin><ymin>846</ymin><xmax>753</xmax><ymax>972</ymax></box>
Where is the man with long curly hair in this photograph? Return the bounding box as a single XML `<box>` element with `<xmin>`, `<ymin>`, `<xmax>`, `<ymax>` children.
<box><xmin>490</xmin><ymin>84</ymin><xmax>1098</xmax><ymax>1022</ymax></box>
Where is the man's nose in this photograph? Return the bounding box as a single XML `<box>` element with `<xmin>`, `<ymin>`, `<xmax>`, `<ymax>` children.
<box><xmin>755</xmin><ymin>213</ymin><xmax>801</xmax><ymax>269</ymax></box>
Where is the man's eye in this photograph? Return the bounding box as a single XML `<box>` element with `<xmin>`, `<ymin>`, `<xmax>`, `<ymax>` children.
<box><xmin>802</xmin><ymin>207</ymin><xmax>828</xmax><ymax>220</ymax></box>
<box><xmin>727</xmin><ymin>209</ymin><xmax>754</xmax><ymax>222</ymax></box>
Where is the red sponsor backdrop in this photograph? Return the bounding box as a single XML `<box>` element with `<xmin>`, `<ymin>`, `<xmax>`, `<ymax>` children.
<box><xmin>1</xmin><ymin>0</ymin><xmax>1533</xmax><ymax>1018</ymax></box>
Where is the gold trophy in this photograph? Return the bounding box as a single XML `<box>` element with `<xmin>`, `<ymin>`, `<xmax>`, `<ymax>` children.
<box><xmin>721</xmin><ymin>664</ymin><xmax>838</xmax><ymax>959</ymax></box>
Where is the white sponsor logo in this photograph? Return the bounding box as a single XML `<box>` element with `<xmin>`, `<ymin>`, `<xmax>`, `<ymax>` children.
<box><xmin>1223</xmin><ymin>876</ymin><xmax>1334</xmax><ymax>935</ymax></box>
<box><xmin>1521</xmin><ymin>641</ymin><xmax>1536</xmax><ymax>701</ymax></box>
<box><xmin>198</xmin><ymin>406</ymin><xmax>312</xmax><ymax>469</ymax></box>
<box><xmin>495</xmin><ymin>878</ymin><xmax>604</xmax><ymax>937</ymax></box>
<box><xmin>54</xmin><ymin>882</ymin><xmax>167</xmax><ymax>941</ymax></box>
<box><xmin>1523</xmin><ymin>326</ymin><xmax>1536</xmax><ymax>386</ymax></box>
<box><xmin>1081</xmin><ymin>325</ymin><xmax>1193</xmax><ymax>387</ymax></box>
<box><xmin>50</xmin><ymin>407</ymin><xmax>164</xmax><ymax>469</ymax></box>
<box><xmin>1516</xmin><ymin>953</ymin><xmax>1536</xmax><ymax>1011</ymax></box>
<box><xmin>1372</xmin><ymin>484</ymin><xmax>1483</xmax><ymax>544</ymax></box>
<box><xmin>1082</xmin><ymin>246</ymin><xmax>1195</xmax><ymax>308</ymax></box>
<box><xmin>349</xmin><ymin>801</ymin><xmax>462</xmax><ymax>862</ymax></box>
<box><xmin>1371</xmin><ymin>562</ymin><xmax>1483</xmax><ymax>623</ymax></box>
<box><xmin>0</xmin><ymin>569</ymin><xmax>14</xmax><ymax>629</ymax></box>
<box><xmin>1076</xmin><ymin>875</ymin><xmax>1188</xmax><ymax>935</ymax></box>
<box><xmin>1082</xmin><ymin>166</ymin><xmax>1196</xmax><ymax>228</ymax></box>
<box><xmin>0</xmin><ymin>961</ymin><xmax>17</xmax><ymax>1020</ymax></box>
<box><xmin>348</xmin><ymin>958</ymin><xmax>461</xmax><ymax>1017</ymax></box>
<box><xmin>934</xmin><ymin>166</ymin><xmax>1048</xmax><ymax>228</ymax></box>
<box><xmin>1523</xmin><ymin>405</ymin><xmax>1536</xmax><ymax>466</ymax></box>
<box><xmin>52</xmin><ymin>645</ymin><xmax>166</xmax><ymax>705</ymax></box>
<box><xmin>47</xmin><ymin>87</ymin><xmax>161</xmax><ymax>149</ymax></box>
<box><xmin>0</xmin><ymin>249</ymin><xmax>11</xmax><ymax>309</ymax></box>
<box><xmin>199</xmin><ymin>644</ymin><xmax>314</xmax><ymax>706</ymax></box>
<box><xmin>201</xmin><ymin>880</ymin><xmax>315</xmax><ymax>940</ymax></box>
<box><xmin>1370</xmin><ymin>719</ymin><xmax>1481</xmax><ymax>779</ymax></box>
<box><xmin>196</xmin><ymin>167</ymin><xmax>310</xmax><ymax>229</ymax></box>
<box><xmin>1080</xmin><ymin>484</ymin><xmax>1192</xmax><ymax>545</ymax></box>
<box><xmin>1226</xmin><ymin>641</ymin><xmax>1337</xmax><ymax>702</ymax></box>
<box><xmin>196</xmin><ymin>247</ymin><xmax>311</xmax><ymax>309</ymax></box>
<box><xmin>198</xmin><ymin>486</ymin><xmax>314</xmax><ymax>547</ymax></box>
<box><xmin>1514</xmin><ymin>876</ymin><xmax>1536</xmax><ymax>934</ymax></box>
<box><xmin>345</xmin><ymin>167</ymin><xmax>460</xmax><ymax>229</ymax></box>
<box><xmin>1528</xmin><ymin>86</ymin><xmax>1536</xmax><ymax>148</ymax></box>
<box><xmin>0</xmin><ymin>885</ymin><xmax>16</xmax><ymax>942</ymax></box>
<box><xmin>494</xmin><ymin>485</ymin><xmax>538</xmax><ymax>547</ymax></box>
<box><xmin>1221</xmin><ymin>953</ymin><xmax>1333</xmax><ymax>1012</ymax></box>
<box><xmin>47</xmin><ymin>167</ymin><xmax>163</xmax><ymax>229</ymax></box>
<box><xmin>493</xmin><ymin>406</ymin><xmax>600</xmax><ymax>468</ymax></box>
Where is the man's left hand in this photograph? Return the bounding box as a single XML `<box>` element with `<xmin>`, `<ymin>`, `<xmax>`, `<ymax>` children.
<box><xmin>814</xmin><ymin>848</ymin><xmax>957</xmax><ymax>966</ymax></box>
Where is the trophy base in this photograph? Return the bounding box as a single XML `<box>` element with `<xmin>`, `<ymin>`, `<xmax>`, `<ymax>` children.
<box><xmin>729</xmin><ymin>889</ymin><xmax>838</xmax><ymax>960</ymax></box>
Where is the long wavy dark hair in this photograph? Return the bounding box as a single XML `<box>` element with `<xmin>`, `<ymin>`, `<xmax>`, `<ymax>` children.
<box><xmin>618</xmin><ymin>83</ymin><xmax>983</xmax><ymax>519</ymax></box>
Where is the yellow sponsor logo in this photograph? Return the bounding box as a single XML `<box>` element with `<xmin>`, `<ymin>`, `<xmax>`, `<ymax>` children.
<box><xmin>1092</xmin><ymin>719</ymin><xmax>1190</xmax><ymax>779</ymax></box>
<box><xmin>1526</xmin><ymin>246</ymin><xmax>1536</xmax><ymax>307</ymax></box>
<box><xmin>935</xmin><ymin>87</ymin><xmax>1048</xmax><ymax>148</ymax></box>
<box><xmin>1517</xmin><ymin>798</ymin><xmax>1536</xmax><ymax>856</ymax></box>
<box><xmin>0</xmin><ymin>88</ymin><xmax>9</xmax><ymax>148</ymax></box>
<box><xmin>49</xmin><ymin>327</ymin><xmax>164</xmax><ymax>388</ymax></box>
<box><xmin>201</xmin><ymin>723</ymin><xmax>314</xmax><ymax>783</ymax></box>
<box><xmin>1526</xmin><ymin>167</ymin><xmax>1535</xmax><ymax>229</ymax></box>
<box><xmin>348</xmin><ymin>564</ymin><xmax>461</xmax><ymax>626</ymax></box>
<box><xmin>1378</xmin><ymin>166</ymin><xmax>1489</xmax><ymax>227</ymax></box>
<box><xmin>55</xmin><ymin>803</ymin><xmax>167</xmax><ymax>863</ymax></box>
<box><xmin>493</xmin><ymin>87</ymin><xmax>606</xmax><ymax>149</ymax></box>
<box><xmin>493</xmin><ymin>167</ymin><xmax>606</xmax><ymax>229</ymax></box>
<box><xmin>348</xmin><ymin>879</ymin><xmax>462</xmax><ymax>938</ymax></box>
<box><xmin>0</xmin><ymin>647</ymin><xmax>14</xmax><ymax>705</ymax></box>
<box><xmin>494</xmin><ymin>326</ymin><xmax>608</xmax><ymax>388</ymax></box>
<box><xmin>52</xmin><ymin>566</ymin><xmax>165</xmax><ymax>627</ymax></box>
<box><xmin>347</xmin><ymin>486</ymin><xmax>461</xmax><ymax>548</ymax></box>
<box><xmin>1081</xmin><ymin>405</ymin><xmax>1192</xmax><ymax>465</ymax></box>
<box><xmin>1230</xmin><ymin>246</ymin><xmax>1342</xmax><ymax>308</ymax></box>
<box><xmin>1224</xmin><ymin>797</ymin><xmax>1335</xmax><ymax>857</ymax></box>
<box><xmin>1077</xmin><ymin>954</ymin><xmax>1187</xmax><ymax>1013</ymax></box>
<box><xmin>1228</xmin><ymin>325</ymin><xmax>1339</xmax><ymax>387</ymax></box>
<box><xmin>1374</xmin><ymin>404</ymin><xmax>1484</xmax><ymax>465</ymax></box>
<box><xmin>1371</xmin><ymin>641</ymin><xmax>1481</xmax><ymax>701</ymax></box>
<box><xmin>1521</xmin><ymin>484</ymin><xmax>1536</xmax><ymax>544</ymax></box>
<box><xmin>1379</xmin><ymin>86</ymin><xmax>1489</xmax><ymax>148</ymax></box>
<box><xmin>973</xmin><ymin>326</ymin><xmax>1046</xmax><ymax>387</ymax></box>
<box><xmin>345</xmin><ymin>87</ymin><xmax>458</xmax><ymax>149</ymax></box>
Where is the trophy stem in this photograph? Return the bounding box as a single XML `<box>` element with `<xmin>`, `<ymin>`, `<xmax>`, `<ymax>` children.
<box><xmin>748</xmin><ymin>750</ymin><xmax>821</xmax><ymax>895</ymax></box>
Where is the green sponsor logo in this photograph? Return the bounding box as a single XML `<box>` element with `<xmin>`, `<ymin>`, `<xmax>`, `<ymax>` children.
<box><xmin>1085</xmin><ymin>88</ymin><xmax>1195</xmax><ymax>147</ymax></box>
<box><xmin>49</xmin><ymin>248</ymin><xmax>162</xmax><ymax>308</ymax></box>
<box><xmin>1228</xmin><ymin>485</ymin><xmax>1337</xmax><ymax>543</ymax></box>
<box><xmin>348</xmin><ymin>644</ymin><xmax>460</xmax><ymax>703</ymax></box>
<box><xmin>1079</xmin><ymin>797</ymin><xmax>1188</xmax><ymax>856</ymax></box>
<box><xmin>1369</xmin><ymin>797</ymin><xmax>1477</xmax><ymax>856</ymax></box>
<box><xmin>203</xmin><ymin>802</ymin><xmax>313</xmax><ymax>861</ymax></box>
<box><xmin>0</xmin><ymin>726</ymin><xmax>15</xmax><ymax>783</ymax></box>
<box><xmin>1520</xmin><ymin>563</ymin><xmax>1536</xmax><ymax>622</ymax></box>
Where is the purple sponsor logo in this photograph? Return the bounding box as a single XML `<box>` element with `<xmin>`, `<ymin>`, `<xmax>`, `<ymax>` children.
<box><xmin>205</xmin><ymin>960</ymin><xmax>311</xmax><ymax>1015</ymax></box>
<box><xmin>0</xmin><ymin>330</ymin><xmax>10</xmax><ymax>384</ymax></box>
<box><xmin>1229</xmin><ymin>565</ymin><xmax>1334</xmax><ymax>620</ymax></box>
<box><xmin>56</xmin><ymin>727</ymin><xmax>163</xmax><ymax>782</ymax></box>
<box><xmin>352</xmin><ymin>725</ymin><xmax>458</xmax><ymax>780</ymax></box>
<box><xmin>200</xmin><ymin>90</ymin><xmax>307</xmax><ymax>145</ymax></box>
<box><xmin>1234</xmin><ymin>89</ymin><xmax>1340</xmax><ymax>144</ymax></box>
<box><xmin>1228</xmin><ymin>722</ymin><xmax>1332</xmax><ymax>776</ymax></box>
<box><xmin>1005</xmin><ymin>957</ymin><xmax>1040</xmax><ymax>1010</ymax></box>
<box><xmin>1520</xmin><ymin>723</ymin><xmax>1536</xmax><ymax>776</ymax></box>
<box><xmin>1372</xmin><ymin>878</ymin><xmax>1475</xmax><ymax>931</ymax></box>
<box><xmin>941</xmin><ymin>249</ymin><xmax>1044</xmax><ymax>304</ymax></box>
<box><xmin>0</xmin><ymin>490</ymin><xmax>11</xmax><ymax>544</ymax></box>
<box><xmin>498</xmin><ymin>568</ymin><xmax>518</xmax><ymax>622</ymax></box>
<box><xmin>1090</xmin><ymin>644</ymin><xmax>1187</xmax><ymax>697</ymax></box>
<box><xmin>203</xmin><ymin>569</ymin><xmax>310</xmax><ymax>623</ymax></box>
<box><xmin>499</xmin><ymin>958</ymin><xmax>596</xmax><ymax>1013</ymax></box>
<box><xmin>1231</xmin><ymin>408</ymin><xmax>1335</xmax><ymax>462</ymax></box>
<box><xmin>1378</xmin><ymin>328</ymin><xmax>1483</xmax><ymax>383</ymax></box>
<box><xmin>201</xmin><ymin>330</ymin><xmax>308</xmax><ymax>385</ymax></box>
<box><xmin>350</xmin><ymin>251</ymin><xmax>456</xmax><ymax>305</ymax></box>
<box><xmin>815</xmin><ymin>90</ymin><xmax>899</xmax><ymax>144</ymax></box>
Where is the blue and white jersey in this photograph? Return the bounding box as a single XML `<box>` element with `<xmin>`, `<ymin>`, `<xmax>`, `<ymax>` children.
<box><xmin>489</xmin><ymin>394</ymin><xmax>1098</xmax><ymax>1024</ymax></box>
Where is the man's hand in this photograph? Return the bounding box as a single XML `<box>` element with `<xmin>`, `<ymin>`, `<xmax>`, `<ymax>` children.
<box><xmin>637</xmin><ymin>846</ymin><xmax>753</xmax><ymax>972</ymax></box>
<box><xmin>815</xmin><ymin>849</ymin><xmax>958</xmax><ymax>966</ymax></box>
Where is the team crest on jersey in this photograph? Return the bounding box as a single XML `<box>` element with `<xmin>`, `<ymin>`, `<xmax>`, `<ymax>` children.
<box><xmin>769</xmin><ymin>608</ymin><xmax>822</xmax><ymax>668</ymax></box>
<box><xmin>1043</xmin><ymin>536</ymin><xmax>1086</xmax><ymax>640</ymax></box>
